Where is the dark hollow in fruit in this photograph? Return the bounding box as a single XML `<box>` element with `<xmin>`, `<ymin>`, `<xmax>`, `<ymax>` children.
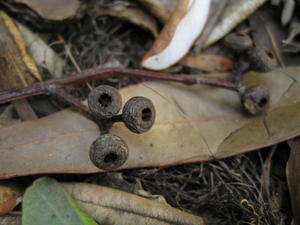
<box><xmin>89</xmin><ymin>134</ymin><xmax>129</xmax><ymax>170</ymax></box>
<box><xmin>241</xmin><ymin>85</ymin><xmax>270</xmax><ymax>115</ymax></box>
<box><xmin>88</xmin><ymin>85</ymin><xmax>122</xmax><ymax>119</ymax></box>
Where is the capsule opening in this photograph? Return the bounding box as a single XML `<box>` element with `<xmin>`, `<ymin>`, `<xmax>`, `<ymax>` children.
<box><xmin>104</xmin><ymin>152</ymin><xmax>118</xmax><ymax>163</ymax></box>
<box><xmin>142</xmin><ymin>108</ymin><xmax>152</xmax><ymax>122</ymax></box>
<box><xmin>258</xmin><ymin>97</ymin><xmax>267</xmax><ymax>107</ymax></box>
<box><xmin>99</xmin><ymin>93</ymin><xmax>112</xmax><ymax>107</ymax></box>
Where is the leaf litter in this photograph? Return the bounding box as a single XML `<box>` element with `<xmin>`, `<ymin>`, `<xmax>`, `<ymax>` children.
<box><xmin>0</xmin><ymin>0</ymin><xmax>299</xmax><ymax>224</ymax></box>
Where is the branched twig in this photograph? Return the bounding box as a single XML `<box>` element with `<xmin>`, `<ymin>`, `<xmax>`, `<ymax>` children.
<box><xmin>0</xmin><ymin>66</ymin><xmax>237</xmax><ymax>104</ymax></box>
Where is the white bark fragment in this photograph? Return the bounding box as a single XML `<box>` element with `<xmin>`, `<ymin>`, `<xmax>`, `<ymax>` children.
<box><xmin>142</xmin><ymin>0</ymin><xmax>211</xmax><ymax>71</ymax></box>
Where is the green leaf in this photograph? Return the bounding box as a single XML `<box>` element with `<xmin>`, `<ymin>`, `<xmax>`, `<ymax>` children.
<box><xmin>22</xmin><ymin>177</ymin><xmax>98</xmax><ymax>225</ymax></box>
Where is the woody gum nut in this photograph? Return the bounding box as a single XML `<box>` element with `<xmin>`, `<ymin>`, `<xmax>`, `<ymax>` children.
<box><xmin>89</xmin><ymin>134</ymin><xmax>129</xmax><ymax>170</ymax></box>
<box><xmin>88</xmin><ymin>85</ymin><xmax>122</xmax><ymax>119</ymax></box>
<box><xmin>224</xmin><ymin>32</ymin><xmax>253</xmax><ymax>53</ymax></box>
<box><xmin>122</xmin><ymin>96</ymin><xmax>156</xmax><ymax>133</ymax></box>
<box><xmin>247</xmin><ymin>46</ymin><xmax>277</xmax><ymax>72</ymax></box>
<box><xmin>241</xmin><ymin>85</ymin><xmax>270</xmax><ymax>115</ymax></box>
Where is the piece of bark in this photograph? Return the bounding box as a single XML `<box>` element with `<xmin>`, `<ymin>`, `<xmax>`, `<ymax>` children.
<box><xmin>0</xmin><ymin>11</ymin><xmax>40</xmax><ymax>120</ymax></box>
<box><xmin>141</xmin><ymin>0</ymin><xmax>211</xmax><ymax>70</ymax></box>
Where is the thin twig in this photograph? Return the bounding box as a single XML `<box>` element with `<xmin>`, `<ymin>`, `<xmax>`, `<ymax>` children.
<box><xmin>0</xmin><ymin>66</ymin><xmax>237</xmax><ymax>104</ymax></box>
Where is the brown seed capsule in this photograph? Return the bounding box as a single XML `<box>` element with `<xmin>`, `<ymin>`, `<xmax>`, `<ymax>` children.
<box><xmin>247</xmin><ymin>46</ymin><xmax>277</xmax><ymax>72</ymax></box>
<box><xmin>89</xmin><ymin>134</ymin><xmax>129</xmax><ymax>170</ymax></box>
<box><xmin>224</xmin><ymin>32</ymin><xmax>253</xmax><ymax>53</ymax></box>
<box><xmin>88</xmin><ymin>85</ymin><xmax>122</xmax><ymax>119</ymax></box>
<box><xmin>241</xmin><ymin>85</ymin><xmax>270</xmax><ymax>115</ymax></box>
<box><xmin>122</xmin><ymin>96</ymin><xmax>155</xmax><ymax>133</ymax></box>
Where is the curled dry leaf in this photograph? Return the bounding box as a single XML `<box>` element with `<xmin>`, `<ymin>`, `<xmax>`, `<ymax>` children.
<box><xmin>0</xmin><ymin>182</ymin><xmax>23</xmax><ymax>213</ymax></box>
<box><xmin>15</xmin><ymin>0</ymin><xmax>80</xmax><ymax>21</ymax></box>
<box><xmin>287</xmin><ymin>138</ymin><xmax>300</xmax><ymax>225</ymax></box>
<box><xmin>142</xmin><ymin>0</ymin><xmax>211</xmax><ymax>71</ymax></box>
<box><xmin>0</xmin><ymin>11</ymin><xmax>41</xmax><ymax>88</ymax></box>
<box><xmin>0</xmin><ymin>11</ymin><xmax>40</xmax><ymax>120</ymax></box>
<box><xmin>88</xmin><ymin>172</ymin><xmax>169</xmax><ymax>205</ymax></box>
<box><xmin>91</xmin><ymin>1</ymin><xmax>158</xmax><ymax>36</ymax></box>
<box><xmin>17</xmin><ymin>23</ymin><xmax>65</xmax><ymax>78</ymax></box>
<box><xmin>62</xmin><ymin>182</ymin><xmax>203</xmax><ymax>225</ymax></box>
<box><xmin>181</xmin><ymin>53</ymin><xmax>233</xmax><ymax>72</ymax></box>
<box><xmin>138</xmin><ymin>0</ymin><xmax>177</xmax><ymax>23</ymax></box>
<box><xmin>0</xmin><ymin>67</ymin><xmax>300</xmax><ymax>178</ymax></box>
<box><xmin>204</xmin><ymin>0</ymin><xmax>268</xmax><ymax>48</ymax></box>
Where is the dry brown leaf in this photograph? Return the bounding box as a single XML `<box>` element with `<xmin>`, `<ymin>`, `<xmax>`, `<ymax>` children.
<box><xmin>15</xmin><ymin>0</ymin><xmax>80</xmax><ymax>21</ymax></box>
<box><xmin>62</xmin><ymin>182</ymin><xmax>203</xmax><ymax>225</ymax></box>
<box><xmin>17</xmin><ymin>23</ymin><xmax>65</xmax><ymax>79</ymax></box>
<box><xmin>182</xmin><ymin>54</ymin><xmax>233</xmax><ymax>72</ymax></box>
<box><xmin>138</xmin><ymin>0</ymin><xmax>177</xmax><ymax>23</ymax></box>
<box><xmin>0</xmin><ymin>11</ymin><xmax>41</xmax><ymax>89</ymax></box>
<box><xmin>0</xmin><ymin>11</ymin><xmax>41</xmax><ymax>120</ymax></box>
<box><xmin>88</xmin><ymin>172</ymin><xmax>169</xmax><ymax>205</ymax></box>
<box><xmin>91</xmin><ymin>2</ymin><xmax>158</xmax><ymax>36</ymax></box>
<box><xmin>287</xmin><ymin>138</ymin><xmax>300</xmax><ymax>224</ymax></box>
<box><xmin>0</xmin><ymin>67</ymin><xmax>299</xmax><ymax>178</ymax></box>
<box><xmin>0</xmin><ymin>183</ymin><xmax>22</xmax><ymax>213</ymax></box>
<box><xmin>141</xmin><ymin>0</ymin><xmax>210</xmax><ymax>70</ymax></box>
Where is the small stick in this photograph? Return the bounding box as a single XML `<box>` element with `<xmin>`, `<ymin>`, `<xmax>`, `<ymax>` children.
<box><xmin>0</xmin><ymin>66</ymin><xmax>237</xmax><ymax>104</ymax></box>
<box><xmin>47</xmin><ymin>85</ymin><xmax>91</xmax><ymax>116</ymax></box>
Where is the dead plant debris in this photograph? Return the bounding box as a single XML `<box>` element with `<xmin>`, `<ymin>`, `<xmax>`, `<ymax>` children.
<box><xmin>0</xmin><ymin>0</ymin><xmax>299</xmax><ymax>224</ymax></box>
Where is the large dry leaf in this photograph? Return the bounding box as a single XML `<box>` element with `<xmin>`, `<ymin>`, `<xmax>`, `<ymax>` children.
<box><xmin>62</xmin><ymin>182</ymin><xmax>203</xmax><ymax>225</ymax></box>
<box><xmin>0</xmin><ymin>67</ymin><xmax>300</xmax><ymax>178</ymax></box>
